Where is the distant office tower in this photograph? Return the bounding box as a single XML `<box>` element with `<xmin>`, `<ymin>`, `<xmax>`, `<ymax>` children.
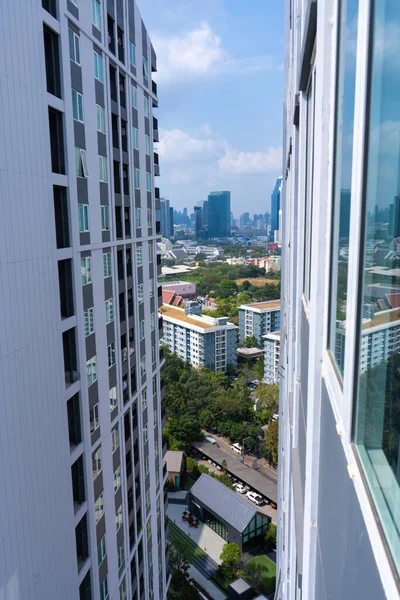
<box><xmin>238</xmin><ymin>301</ymin><xmax>281</xmax><ymax>345</ymax></box>
<box><xmin>0</xmin><ymin>2</ymin><xmax>167</xmax><ymax>598</ymax></box>
<box><xmin>271</xmin><ymin>177</ymin><xmax>282</xmax><ymax>242</ymax></box>
<box><xmin>169</xmin><ymin>207</ymin><xmax>174</xmax><ymax>239</ymax></box>
<box><xmin>207</xmin><ymin>191</ymin><xmax>231</xmax><ymax>237</ymax></box>
<box><xmin>202</xmin><ymin>200</ymin><xmax>209</xmax><ymax>233</ymax></box>
<box><xmin>194</xmin><ymin>206</ymin><xmax>203</xmax><ymax>238</ymax></box>
<box><xmin>161</xmin><ymin>303</ymin><xmax>237</xmax><ymax>371</ymax></box>
<box><xmin>279</xmin><ymin>1</ymin><xmax>400</xmax><ymax>599</ymax></box>
<box><xmin>263</xmin><ymin>332</ymin><xmax>280</xmax><ymax>384</ymax></box>
<box><xmin>160</xmin><ymin>198</ymin><xmax>173</xmax><ymax>239</ymax></box>
<box><xmin>240</xmin><ymin>212</ymin><xmax>250</xmax><ymax>228</ymax></box>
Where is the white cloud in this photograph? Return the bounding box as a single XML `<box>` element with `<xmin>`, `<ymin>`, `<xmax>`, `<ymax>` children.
<box><xmin>152</xmin><ymin>22</ymin><xmax>279</xmax><ymax>84</ymax></box>
<box><xmin>218</xmin><ymin>146</ymin><xmax>282</xmax><ymax>174</ymax></box>
<box><xmin>158</xmin><ymin>126</ymin><xmax>282</xmax><ymax>182</ymax></box>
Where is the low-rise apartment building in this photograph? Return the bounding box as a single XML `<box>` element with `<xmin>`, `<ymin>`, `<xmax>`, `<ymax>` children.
<box><xmin>263</xmin><ymin>331</ymin><xmax>280</xmax><ymax>384</ymax></box>
<box><xmin>160</xmin><ymin>304</ymin><xmax>237</xmax><ymax>372</ymax></box>
<box><xmin>239</xmin><ymin>301</ymin><xmax>281</xmax><ymax>345</ymax></box>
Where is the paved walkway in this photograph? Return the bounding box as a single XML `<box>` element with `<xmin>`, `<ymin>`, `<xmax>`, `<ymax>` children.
<box><xmin>188</xmin><ymin>566</ymin><xmax>227</xmax><ymax>600</ymax></box>
<box><xmin>167</xmin><ymin>503</ymin><xmax>225</xmax><ymax>564</ymax></box>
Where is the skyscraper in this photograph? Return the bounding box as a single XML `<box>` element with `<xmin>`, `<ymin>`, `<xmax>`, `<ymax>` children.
<box><xmin>194</xmin><ymin>205</ymin><xmax>203</xmax><ymax>238</ymax></box>
<box><xmin>160</xmin><ymin>198</ymin><xmax>173</xmax><ymax>239</ymax></box>
<box><xmin>207</xmin><ymin>191</ymin><xmax>231</xmax><ymax>238</ymax></box>
<box><xmin>279</xmin><ymin>1</ymin><xmax>400</xmax><ymax>599</ymax></box>
<box><xmin>0</xmin><ymin>1</ymin><xmax>167</xmax><ymax>598</ymax></box>
<box><xmin>271</xmin><ymin>176</ymin><xmax>282</xmax><ymax>242</ymax></box>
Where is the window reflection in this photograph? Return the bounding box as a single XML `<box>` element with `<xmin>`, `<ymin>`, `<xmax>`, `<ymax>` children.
<box><xmin>330</xmin><ymin>0</ymin><xmax>358</xmax><ymax>377</ymax></box>
<box><xmin>354</xmin><ymin>0</ymin><xmax>400</xmax><ymax>576</ymax></box>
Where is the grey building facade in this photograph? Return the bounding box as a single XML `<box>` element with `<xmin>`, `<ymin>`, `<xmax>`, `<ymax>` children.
<box><xmin>0</xmin><ymin>1</ymin><xmax>167</xmax><ymax>598</ymax></box>
<box><xmin>278</xmin><ymin>0</ymin><xmax>400</xmax><ymax>599</ymax></box>
<box><xmin>238</xmin><ymin>301</ymin><xmax>281</xmax><ymax>345</ymax></box>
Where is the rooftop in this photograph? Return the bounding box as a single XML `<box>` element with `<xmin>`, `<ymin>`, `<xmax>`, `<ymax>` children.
<box><xmin>240</xmin><ymin>300</ymin><xmax>281</xmax><ymax>312</ymax></box>
<box><xmin>229</xmin><ymin>578</ymin><xmax>252</xmax><ymax>593</ymax></box>
<box><xmin>237</xmin><ymin>347</ymin><xmax>264</xmax><ymax>359</ymax></box>
<box><xmin>164</xmin><ymin>451</ymin><xmax>184</xmax><ymax>473</ymax></box>
<box><xmin>362</xmin><ymin>307</ymin><xmax>400</xmax><ymax>330</ymax></box>
<box><xmin>189</xmin><ymin>473</ymin><xmax>260</xmax><ymax>532</ymax></box>
<box><xmin>160</xmin><ymin>304</ymin><xmax>236</xmax><ymax>331</ymax></box>
<box><xmin>264</xmin><ymin>331</ymin><xmax>281</xmax><ymax>340</ymax></box>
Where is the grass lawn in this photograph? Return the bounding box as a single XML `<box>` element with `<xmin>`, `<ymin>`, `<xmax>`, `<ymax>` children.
<box><xmin>182</xmin><ymin>473</ymin><xmax>197</xmax><ymax>491</ymax></box>
<box><xmin>249</xmin><ymin>554</ymin><xmax>276</xmax><ymax>578</ymax></box>
<box><xmin>235</xmin><ymin>277</ymin><xmax>279</xmax><ymax>287</ymax></box>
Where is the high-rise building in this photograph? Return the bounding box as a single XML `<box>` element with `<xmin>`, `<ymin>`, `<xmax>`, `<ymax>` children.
<box><xmin>0</xmin><ymin>1</ymin><xmax>167</xmax><ymax>598</ymax></box>
<box><xmin>194</xmin><ymin>206</ymin><xmax>203</xmax><ymax>238</ymax></box>
<box><xmin>160</xmin><ymin>304</ymin><xmax>237</xmax><ymax>372</ymax></box>
<box><xmin>271</xmin><ymin>176</ymin><xmax>282</xmax><ymax>242</ymax></box>
<box><xmin>279</xmin><ymin>1</ymin><xmax>400</xmax><ymax>599</ymax></box>
<box><xmin>207</xmin><ymin>191</ymin><xmax>231</xmax><ymax>238</ymax></box>
<box><xmin>202</xmin><ymin>200</ymin><xmax>209</xmax><ymax>233</ymax></box>
<box><xmin>160</xmin><ymin>198</ymin><xmax>173</xmax><ymax>239</ymax></box>
<box><xmin>169</xmin><ymin>207</ymin><xmax>174</xmax><ymax>240</ymax></box>
<box><xmin>263</xmin><ymin>332</ymin><xmax>280</xmax><ymax>384</ymax></box>
<box><xmin>238</xmin><ymin>301</ymin><xmax>281</xmax><ymax>345</ymax></box>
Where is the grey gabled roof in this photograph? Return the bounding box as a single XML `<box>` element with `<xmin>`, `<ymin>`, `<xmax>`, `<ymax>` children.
<box><xmin>189</xmin><ymin>473</ymin><xmax>257</xmax><ymax>532</ymax></box>
<box><xmin>164</xmin><ymin>451</ymin><xmax>184</xmax><ymax>473</ymax></box>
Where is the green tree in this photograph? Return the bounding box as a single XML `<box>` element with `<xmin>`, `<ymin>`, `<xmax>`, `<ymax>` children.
<box><xmin>255</xmin><ymin>383</ymin><xmax>279</xmax><ymax>414</ymax></box>
<box><xmin>265</xmin><ymin>522</ymin><xmax>277</xmax><ymax>552</ymax></box>
<box><xmin>243</xmin><ymin>335</ymin><xmax>259</xmax><ymax>348</ymax></box>
<box><xmin>253</xmin><ymin>358</ymin><xmax>265</xmax><ymax>381</ymax></box>
<box><xmin>265</xmin><ymin>418</ymin><xmax>279</xmax><ymax>465</ymax></box>
<box><xmin>220</xmin><ymin>543</ymin><xmax>241</xmax><ymax>569</ymax></box>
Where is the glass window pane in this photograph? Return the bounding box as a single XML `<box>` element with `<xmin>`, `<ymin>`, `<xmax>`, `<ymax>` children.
<box><xmin>354</xmin><ymin>0</ymin><xmax>400</xmax><ymax>578</ymax></box>
<box><xmin>303</xmin><ymin>69</ymin><xmax>316</xmax><ymax>300</ymax></box>
<box><xmin>328</xmin><ymin>0</ymin><xmax>359</xmax><ymax>378</ymax></box>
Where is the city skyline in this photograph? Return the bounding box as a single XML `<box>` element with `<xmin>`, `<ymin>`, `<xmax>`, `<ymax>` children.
<box><xmin>138</xmin><ymin>0</ymin><xmax>284</xmax><ymax>213</ymax></box>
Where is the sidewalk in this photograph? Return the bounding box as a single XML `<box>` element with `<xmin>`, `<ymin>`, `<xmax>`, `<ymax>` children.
<box><xmin>189</xmin><ymin>566</ymin><xmax>227</xmax><ymax>600</ymax></box>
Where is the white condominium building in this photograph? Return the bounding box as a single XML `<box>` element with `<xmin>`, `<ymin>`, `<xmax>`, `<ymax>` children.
<box><xmin>263</xmin><ymin>332</ymin><xmax>280</xmax><ymax>384</ymax></box>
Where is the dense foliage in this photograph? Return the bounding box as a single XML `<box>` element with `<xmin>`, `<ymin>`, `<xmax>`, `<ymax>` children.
<box><xmin>162</xmin><ymin>350</ymin><xmax>269</xmax><ymax>453</ymax></box>
<box><xmin>186</xmin><ymin>457</ymin><xmax>234</xmax><ymax>489</ymax></box>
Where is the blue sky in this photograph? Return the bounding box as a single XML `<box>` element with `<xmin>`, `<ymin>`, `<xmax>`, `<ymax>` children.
<box><xmin>138</xmin><ymin>0</ymin><xmax>285</xmax><ymax>215</ymax></box>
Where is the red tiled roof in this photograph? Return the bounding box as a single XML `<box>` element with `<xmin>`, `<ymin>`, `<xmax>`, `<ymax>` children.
<box><xmin>162</xmin><ymin>290</ymin><xmax>175</xmax><ymax>305</ymax></box>
<box><xmin>386</xmin><ymin>293</ymin><xmax>400</xmax><ymax>308</ymax></box>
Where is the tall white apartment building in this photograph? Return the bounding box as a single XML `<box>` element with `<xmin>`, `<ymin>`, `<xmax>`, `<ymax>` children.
<box><xmin>0</xmin><ymin>1</ymin><xmax>167</xmax><ymax>598</ymax></box>
<box><xmin>238</xmin><ymin>300</ymin><xmax>281</xmax><ymax>345</ymax></box>
<box><xmin>279</xmin><ymin>0</ymin><xmax>400</xmax><ymax>599</ymax></box>
<box><xmin>263</xmin><ymin>332</ymin><xmax>280</xmax><ymax>384</ymax></box>
<box><xmin>160</xmin><ymin>305</ymin><xmax>237</xmax><ymax>372</ymax></box>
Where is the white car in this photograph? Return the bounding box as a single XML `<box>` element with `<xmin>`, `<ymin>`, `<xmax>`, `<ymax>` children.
<box><xmin>246</xmin><ymin>491</ymin><xmax>263</xmax><ymax>506</ymax></box>
<box><xmin>233</xmin><ymin>483</ymin><xmax>247</xmax><ymax>494</ymax></box>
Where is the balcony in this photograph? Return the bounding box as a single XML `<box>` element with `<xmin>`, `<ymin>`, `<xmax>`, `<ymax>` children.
<box><xmin>58</xmin><ymin>259</ymin><xmax>74</xmax><ymax>319</ymax></box>
<box><xmin>71</xmin><ymin>455</ymin><xmax>85</xmax><ymax>512</ymax></box>
<box><xmin>117</xmin><ymin>27</ymin><xmax>124</xmax><ymax>63</ymax></box>
<box><xmin>63</xmin><ymin>328</ymin><xmax>79</xmax><ymax>387</ymax></box>
<box><xmin>53</xmin><ymin>186</ymin><xmax>70</xmax><ymax>249</ymax></box>
<box><xmin>154</xmin><ymin>152</ymin><xmax>160</xmax><ymax>176</ymax></box>
<box><xmin>43</xmin><ymin>25</ymin><xmax>61</xmax><ymax>98</ymax></box>
<box><xmin>67</xmin><ymin>393</ymin><xmax>81</xmax><ymax>449</ymax></box>
<box><xmin>48</xmin><ymin>107</ymin><xmax>65</xmax><ymax>174</ymax></box>
<box><xmin>152</xmin><ymin>80</ymin><xmax>157</xmax><ymax>97</ymax></box>
<box><xmin>75</xmin><ymin>515</ymin><xmax>89</xmax><ymax>572</ymax></box>
<box><xmin>108</xmin><ymin>15</ymin><xmax>115</xmax><ymax>54</ymax></box>
<box><xmin>153</xmin><ymin>117</ymin><xmax>159</xmax><ymax>142</ymax></box>
<box><xmin>155</xmin><ymin>187</ymin><xmax>160</xmax><ymax>199</ymax></box>
<box><xmin>156</xmin><ymin>220</ymin><xmax>161</xmax><ymax>234</ymax></box>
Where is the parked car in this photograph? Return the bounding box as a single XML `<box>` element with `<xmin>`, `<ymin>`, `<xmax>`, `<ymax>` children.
<box><xmin>246</xmin><ymin>491</ymin><xmax>264</xmax><ymax>506</ymax></box>
<box><xmin>233</xmin><ymin>483</ymin><xmax>247</xmax><ymax>494</ymax></box>
<box><xmin>230</xmin><ymin>442</ymin><xmax>243</xmax><ymax>455</ymax></box>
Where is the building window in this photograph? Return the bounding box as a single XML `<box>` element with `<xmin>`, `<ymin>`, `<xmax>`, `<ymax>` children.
<box><xmin>81</xmin><ymin>256</ymin><xmax>91</xmax><ymax>285</ymax></box>
<box><xmin>94</xmin><ymin>492</ymin><xmax>104</xmax><ymax>522</ymax></box>
<box><xmin>146</xmin><ymin>489</ymin><xmax>150</xmax><ymax>511</ymax></box>
<box><xmin>303</xmin><ymin>60</ymin><xmax>316</xmax><ymax>301</ymax></box>
<box><xmin>131</xmin><ymin>82</ymin><xmax>137</xmax><ymax>108</ymax></box>
<box><xmin>84</xmin><ymin>307</ymin><xmax>94</xmax><ymax>337</ymax></box>
<box><xmin>354</xmin><ymin>0</ymin><xmax>400</xmax><ymax>578</ymax></box>
<box><xmin>101</xmin><ymin>205</ymin><xmax>109</xmax><ymax>231</ymax></box>
<box><xmin>90</xmin><ymin>403</ymin><xmax>99</xmax><ymax>433</ymax></box>
<box><xmin>143</xmin><ymin>424</ymin><xmax>148</xmax><ymax>443</ymax></box>
<box><xmin>117</xmin><ymin>544</ymin><xmax>124</xmax><ymax>569</ymax></box>
<box><xmin>132</xmin><ymin>126</ymin><xmax>139</xmax><ymax>150</ymax></box>
<box><xmin>328</xmin><ymin>0</ymin><xmax>358</xmax><ymax>379</ymax></box>
<box><xmin>100</xmin><ymin>576</ymin><xmax>108</xmax><ymax>600</ymax></box>
<box><xmin>129</xmin><ymin>41</ymin><xmax>136</xmax><ymax>66</ymax></box>
<box><xmin>145</xmin><ymin>134</ymin><xmax>151</xmax><ymax>156</ymax></box>
<box><xmin>146</xmin><ymin>172</ymin><xmax>151</xmax><ymax>192</ymax></box>
<box><xmin>94</xmin><ymin>50</ymin><xmax>103</xmax><ymax>82</ymax></box>
<box><xmin>112</xmin><ymin>426</ymin><xmax>119</xmax><ymax>452</ymax></box>
<box><xmin>137</xmin><ymin>245</ymin><xmax>143</xmax><ymax>265</ymax></box>
<box><xmin>103</xmin><ymin>252</ymin><xmax>112</xmax><ymax>278</ymax></box>
<box><xmin>93</xmin><ymin>447</ymin><xmax>102</xmax><ymax>479</ymax></box>
<box><xmin>108</xmin><ymin>342</ymin><xmax>115</xmax><ymax>368</ymax></box>
<box><xmin>140</xmin><ymin>320</ymin><xmax>145</xmax><ymax>340</ymax></box>
<box><xmin>96</xmin><ymin>104</ymin><xmax>105</xmax><ymax>133</ymax></box>
<box><xmin>144</xmin><ymin>95</ymin><xmax>150</xmax><ymax>118</ymax></box>
<box><xmin>87</xmin><ymin>356</ymin><xmax>97</xmax><ymax>386</ymax></box>
<box><xmin>140</xmin><ymin>356</ymin><xmax>146</xmax><ymax>377</ymax></box>
<box><xmin>110</xmin><ymin>386</ymin><xmax>117</xmax><ymax>410</ymax></box>
<box><xmin>99</xmin><ymin>156</ymin><xmax>108</xmax><ymax>183</ymax></box>
<box><xmin>105</xmin><ymin>298</ymin><xmax>114</xmax><ymax>323</ymax></box>
<box><xmin>116</xmin><ymin>504</ymin><xmax>123</xmax><ymax>532</ymax></box>
<box><xmin>152</xmin><ymin>344</ymin><xmax>156</xmax><ymax>362</ymax></box>
<box><xmin>138</xmin><ymin>284</ymin><xmax>144</xmax><ymax>303</ymax></box>
<box><xmin>142</xmin><ymin>389</ymin><xmax>147</xmax><ymax>409</ymax></box>
<box><xmin>78</xmin><ymin>204</ymin><xmax>89</xmax><ymax>232</ymax></box>
<box><xmin>113</xmin><ymin>466</ymin><xmax>121</xmax><ymax>493</ymax></box>
<box><xmin>72</xmin><ymin>89</ymin><xmax>84</xmax><ymax>122</ymax></box>
<box><xmin>149</xmin><ymin>279</ymin><xmax>154</xmax><ymax>298</ymax></box>
<box><xmin>142</xmin><ymin>56</ymin><xmax>149</xmax><ymax>78</ymax></box>
<box><xmin>150</xmin><ymin>313</ymin><xmax>155</xmax><ymax>331</ymax></box>
<box><xmin>68</xmin><ymin>28</ymin><xmax>80</xmax><ymax>64</ymax></box>
<box><xmin>134</xmin><ymin>168</ymin><xmax>140</xmax><ymax>189</ymax></box>
<box><xmin>145</xmin><ymin>457</ymin><xmax>149</xmax><ymax>476</ymax></box>
<box><xmin>98</xmin><ymin>534</ymin><xmax>106</xmax><ymax>566</ymax></box>
<box><xmin>76</xmin><ymin>148</ymin><xmax>88</xmax><ymax>178</ymax></box>
<box><xmin>147</xmin><ymin>208</ymin><xmax>152</xmax><ymax>228</ymax></box>
<box><xmin>146</xmin><ymin>520</ymin><xmax>151</xmax><ymax>540</ymax></box>
<box><xmin>148</xmin><ymin>244</ymin><xmax>153</xmax><ymax>263</ymax></box>
<box><xmin>92</xmin><ymin>0</ymin><xmax>101</xmax><ymax>30</ymax></box>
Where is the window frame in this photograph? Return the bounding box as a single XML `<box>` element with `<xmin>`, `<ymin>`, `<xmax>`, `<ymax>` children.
<box><xmin>72</xmin><ymin>89</ymin><xmax>84</xmax><ymax>122</ymax></box>
<box><xmin>84</xmin><ymin>307</ymin><xmax>94</xmax><ymax>337</ymax></box>
<box><xmin>93</xmin><ymin>447</ymin><xmax>102</xmax><ymax>480</ymax></box>
<box><xmin>142</xmin><ymin>56</ymin><xmax>149</xmax><ymax>78</ymax></box>
<box><xmin>101</xmin><ymin>205</ymin><xmax>110</xmax><ymax>231</ymax></box>
<box><xmin>145</xmin><ymin>134</ymin><xmax>151</xmax><ymax>156</ymax></box>
<box><xmin>134</xmin><ymin>167</ymin><xmax>140</xmax><ymax>189</ymax></box>
<box><xmin>94</xmin><ymin>50</ymin><xmax>104</xmax><ymax>82</ymax></box>
<box><xmin>69</xmin><ymin>28</ymin><xmax>80</xmax><ymax>65</ymax></box>
<box><xmin>107</xmin><ymin>342</ymin><xmax>115</xmax><ymax>368</ymax></box>
<box><xmin>146</xmin><ymin>171</ymin><xmax>151</xmax><ymax>192</ymax></box>
<box><xmin>144</xmin><ymin>95</ymin><xmax>150</xmax><ymax>118</ymax></box>
<box><xmin>98</xmin><ymin>534</ymin><xmax>106</xmax><ymax>566</ymax></box>
<box><xmin>81</xmin><ymin>256</ymin><xmax>92</xmax><ymax>285</ymax></box>
<box><xmin>129</xmin><ymin>41</ymin><xmax>136</xmax><ymax>66</ymax></box>
<box><xmin>92</xmin><ymin>0</ymin><xmax>101</xmax><ymax>31</ymax></box>
<box><xmin>90</xmin><ymin>403</ymin><xmax>100</xmax><ymax>433</ymax></box>
<box><xmin>96</xmin><ymin>103</ymin><xmax>105</xmax><ymax>133</ymax></box>
<box><xmin>87</xmin><ymin>356</ymin><xmax>97</xmax><ymax>386</ymax></box>
<box><xmin>95</xmin><ymin>492</ymin><xmax>104</xmax><ymax>523</ymax></box>
<box><xmin>99</xmin><ymin>155</ymin><xmax>108</xmax><ymax>183</ymax></box>
<box><xmin>113</xmin><ymin>466</ymin><xmax>121</xmax><ymax>494</ymax></box>
<box><xmin>76</xmin><ymin>148</ymin><xmax>88</xmax><ymax>178</ymax></box>
<box><xmin>78</xmin><ymin>204</ymin><xmax>89</xmax><ymax>233</ymax></box>
<box><xmin>105</xmin><ymin>298</ymin><xmax>114</xmax><ymax>323</ymax></box>
<box><xmin>110</xmin><ymin>386</ymin><xmax>117</xmax><ymax>411</ymax></box>
<box><xmin>132</xmin><ymin>126</ymin><xmax>139</xmax><ymax>150</ymax></box>
<box><xmin>111</xmin><ymin>426</ymin><xmax>119</xmax><ymax>452</ymax></box>
<box><xmin>103</xmin><ymin>252</ymin><xmax>112</xmax><ymax>278</ymax></box>
<box><xmin>136</xmin><ymin>245</ymin><xmax>142</xmax><ymax>265</ymax></box>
